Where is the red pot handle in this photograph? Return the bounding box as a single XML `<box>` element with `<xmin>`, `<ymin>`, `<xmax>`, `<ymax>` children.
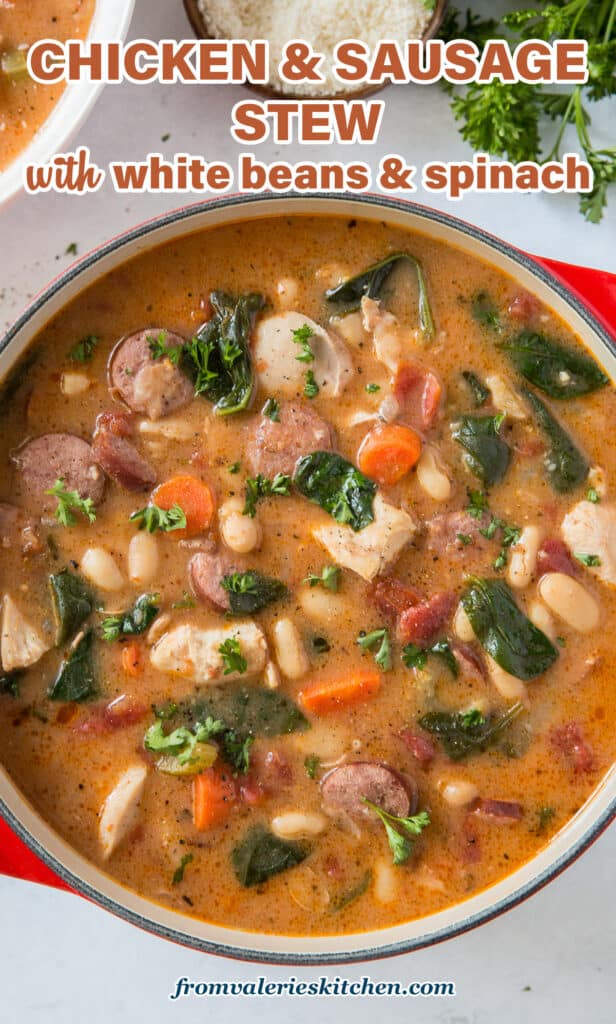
<box><xmin>531</xmin><ymin>255</ymin><xmax>616</xmax><ymax>341</ymax></box>
<box><xmin>1</xmin><ymin>253</ymin><xmax>615</xmax><ymax>892</ymax></box>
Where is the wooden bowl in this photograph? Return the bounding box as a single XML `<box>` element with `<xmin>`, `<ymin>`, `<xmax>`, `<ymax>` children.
<box><xmin>182</xmin><ymin>0</ymin><xmax>449</xmax><ymax>100</ymax></box>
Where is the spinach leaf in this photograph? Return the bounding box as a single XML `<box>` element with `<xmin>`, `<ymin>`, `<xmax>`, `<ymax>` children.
<box><xmin>185</xmin><ymin>685</ymin><xmax>308</xmax><ymax>738</ymax></box>
<box><xmin>462</xmin><ymin>370</ymin><xmax>490</xmax><ymax>407</ymax></box>
<box><xmin>49</xmin><ymin>569</ymin><xmax>94</xmax><ymax>645</ymax></box>
<box><xmin>461</xmin><ymin>577</ymin><xmax>558</xmax><ymax>680</ymax></box>
<box><xmin>48</xmin><ymin>630</ymin><xmax>97</xmax><ymax>702</ymax></box>
<box><xmin>183</xmin><ymin>291</ymin><xmax>264</xmax><ymax>416</ymax></box>
<box><xmin>324</xmin><ymin>252</ymin><xmax>435</xmax><ymax>341</ymax></box>
<box><xmin>501</xmin><ymin>331</ymin><xmax>608</xmax><ymax>398</ymax></box>
<box><xmin>221</xmin><ymin>571</ymin><xmax>288</xmax><ymax>615</ymax></box>
<box><xmin>100</xmin><ymin>593</ymin><xmax>160</xmax><ymax>642</ymax></box>
<box><xmin>471</xmin><ymin>291</ymin><xmax>501</xmax><ymax>330</ymax></box>
<box><xmin>419</xmin><ymin>701</ymin><xmax>525</xmax><ymax>761</ymax></box>
<box><xmin>452</xmin><ymin>414</ymin><xmax>511</xmax><ymax>486</ymax></box>
<box><xmin>522</xmin><ymin>388</ymin><xmax>589</xmax><ymax>493</ymax></box>
<box><xmin>330</xmin><ymin>870</ymin><xmax>372</xmax><ymax>912</ymax></box>
<box><xmin>232</xmin><ymin>825</ymin><xmax>307</xmax><ymax>887</ymax></box>
<box><xmin>294</xmin><ymin>451</ymin><xmax>376</xmax><ymax>532</ymax></box>
<box><xmin>0</xmin><ymin>670</ymin><xmax>21</xmax><ymax>697</ymax></box>
<box><xmin>402</xmin><ymin>638</ymin><xmax>459</xmax><ymax>678</ymax></box>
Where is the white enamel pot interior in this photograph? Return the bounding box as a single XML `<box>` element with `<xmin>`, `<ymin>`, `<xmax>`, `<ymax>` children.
<box><xmin>0</xmin><ymin>194</ymin><xmax>614</xmax><ymax>964</ymax></box>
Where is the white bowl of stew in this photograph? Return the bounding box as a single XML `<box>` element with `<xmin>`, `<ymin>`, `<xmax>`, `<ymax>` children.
<box><xmin>0</xmin><ymin>0</ymin><xmax>135</xmax><ymax>206</ymax></box>
<box><xmin>0</xmin><ymin>195</ymin><xmax>614</xmax><ymax>964</ymax></box>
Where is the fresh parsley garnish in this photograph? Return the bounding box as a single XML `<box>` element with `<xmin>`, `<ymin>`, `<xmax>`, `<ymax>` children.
<box><xmin>172</xmin><ymin>591</ymin><xmax>196</xmax><ymax>610</ymax></box>
<box><xmin>365</xmin><ymin>383</ymin><xmax>380</xmax><ymax>393</ymax></box>
<box><xmin>575</xmin><ymin>552</ymin><xmax>601</xmax><ymax>567</ymax></box>
<box><xmin>45</xmin><ymin>478</ymin><xmax>97</xmax><ymax>526</ymax></box>
<box><xmin>363</xmin><ymin>800</ymin><xmax>430</xmax><ymax>865</ymax></box>
<box><xmin>304</xmin><ymin>565</ymin><xmax>341</xmax><ymax>592</ymax></box>
<box><xmin>357</xmin><ymin>628</ymin><xmax>392</xmax><ymax>671</ymax></box>
<box><xmin>228</xmin><ymin>461</ymin><xmax>241</xmax><ymax>474</ymax></box>
<box><xmin>402</xmin><ymin>638</ymin><xmax>459</xmax><ymax>678</ymax></box>
<box><xmin>262</xmin><ymin>397</ymin><xmax>280</xmax><ymax>421</ymax></box>
<box><xmin>304</xmin><ymin>370</ymin><xmax>319</xmax><ymax>398</ymax></box>
<box><xmin>304</xmin><ymin>754</ymin><xmax>321</xmax><ymax>779</ymax></box>
<box><xmin>243</xmin><ymin>473</ymin><xmax>291</xmax><ymax>517</ymax></box>
<box><xmin>457</xmin><ymin>533</ymin><xmax>473</xmax><ymax>546</ymax></box>
<box><xmin>460</xmin><ymin>708</ymin><xmax>485</xmax><ymax>729</ymax></box>
<box><xmin>130</xmin><ymin>503</ymin><xmax>186</xmax><ymax>533</ymax></box>
<box><xmin>218</xmin><ymin>637</ymin><xmax>247</xmax><ymax>676</ymax></box>
<box><xmin>587</xmin><ymin>487</ymin><xmax>600</xmax><ymax>503</ymax></box>
<box><xmin>147</xmin><ymin>330</ymin><xmax>181</xmax><ymax>365</ymax></box>
<box><xmin>101</xmin><ymin>593</ymin><xmax>159</xmax><ymax>642</ymax></box>
<box><xmin>221</xmin><ymin>729</ymin><xmax>253</xmax><ymax>773</ymax></box>
<box><xmin>292</xmin><ymin>323</ymin><xmax>315</xmax><ymax>363</ymax></box>
<box><xmin>222</xmin><ymin>572</ymin><xmax>258</xmax><ymax>596</ymax></box>
<box><xmin>68</xmin><ymin>334</ymin><xmax>99</xmax><ymax>362</ymax></box>
<box><xmin>172</xmin><ymin>852</ymin><xmax>194</xmax><ymax>885</ymax></box>
<box><xmin>466</xmin><ymin>489</ymin><xmax>489</xmax><ymax>518</ymax></box>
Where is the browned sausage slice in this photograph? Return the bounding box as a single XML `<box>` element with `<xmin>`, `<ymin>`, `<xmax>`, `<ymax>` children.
<box><xmin>108</xmin><ymin>329</ymin><xmax>193</xmax><ymax>420</ymax></box>
<box><xmin>189</xmin><ymin>549</ymin><xmax>241</xmax><ymax>612</ymax></box>
<box><xmin>321</xmin><ymin>762</ymin><xmax>416</xmax><ymax>822</ymax></box>
<box><xmin>11</xmin><ymin>434</ymin><xmax>105</xmax><ymax>512</ymax></box>
<box><xmin>92</xmin><ymin>430</ymin><xmax>157</xmax><ymax>492</ymax></box>
<box><xmin>245</xmin><ymin>400</ymin><xmax>334</xmax><ymax>478</ymax></box>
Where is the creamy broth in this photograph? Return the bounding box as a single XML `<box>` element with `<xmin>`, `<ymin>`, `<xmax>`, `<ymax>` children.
<box><xmin>0</xmin><ymin>215</ymin><xmax>614</xmax><ymax>936</ymax></box>
<box><xmin>0</xmin><ymin>0</ymin><xmax>95</xmax><ymax>172</ymax></box>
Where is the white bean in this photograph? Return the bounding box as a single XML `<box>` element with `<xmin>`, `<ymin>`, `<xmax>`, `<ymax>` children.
<box><xmin>315</xmin><ymin>262</ymin><xmax>348</xmax><ymax>288</ymax></box>
<box><xmin>146</xmin><ymin>613</ymin><xmax>171</xmax><ymax>647</ymax></box>
<box><xmin>538</xmin><ymin>572</ymin><xmax>600</xmax><ymax>633</ymax></box>
<box><xmin>61</xmin><ymin>372</ymin><xmax>90</xmax><ymax>396</ymax></box>
<box><xmin>486</xmin><ymin>655</ymin><xmax>529</xmax><ymax>702</ymax></box>
<box><xmin>275</xmin><ymin>276</ymin><xmax>299</xmax><ymax>309</ymax></box>
<box><xmin>272</xmin><ymin>617</ymin><xmax>310</xmax><ymax>680</ymax></box>
<box><xmin>438</xmin><ymin>778</ymin><xmax>479</xmax><ymax>807</ymax></box>
<box><xmin>299</xmin><ymin>585</ymin><xmax>341</xmax><ymax>623</ymax></box>
<box><xmin>271</xmin><ymin>811</ymin><xmax>327</xmax><ymax>840</ymax></box>
<box><xmin>453</xmin><ymin>602</ymin><xmax>475</xmax><ymax>642</ymax></box>
<box><xmin>81</xmin><ymin>548</ymin><xmax>124</xmax><ymax>592</ymax></box>
<box><xmin>219</xmin><ymin>497</ymin><xmax>262</xmax><ymax>554</ymax></box>
<box><xmin>128</xmin><ymin>532</ymin><xmax>159</xmax><ymax>585</ymax></box>
<box><xmin>416</xmin><ymin>446</ymin><xmax>452</xmax><ymax>502</ymax></box>
<box><xmin>373</xmin><ymin>858</ymin><xmax>398</xmax><ymax>904</ymax></box>
<box><xmin>264</xmin><ymin>661</ymin><xmax>281</xmax><ymax>690</ymax></box>
<box><xmin>507</xmin><ymin>524</ymin><xmax>543</xmax><ymax>590</ymax></box>
<box><xmin>527</xmin><ymin>598</ymin><xmax>557</xmax><ymax>641</ymax></box>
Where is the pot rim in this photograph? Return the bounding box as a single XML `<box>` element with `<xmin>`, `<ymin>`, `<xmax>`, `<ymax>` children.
<box><xmin>1</xmin><ymin>192</ymin><xmax>615</xmax><ymax>965</ymax></box>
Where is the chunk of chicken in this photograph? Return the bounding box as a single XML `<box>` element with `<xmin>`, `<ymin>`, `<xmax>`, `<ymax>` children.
<box><xmin>312</xmin><ymin>494</ymin><xmax>417</xmax><ymax>582</ymax></box>
<box><xmin>1</xmin><ymin>595</ymin><xmax>50</xmax><ymax>672</ymax></box>
<box><xmin>150</xmin><ymin>621</ymin><xmax>267</xmax><ymax>683</ymax></box>
<box><xmin>561</xmin><ymin>500</ymin><xmax>616</xmax><ymax>585</ymax></box>
<box><xmin>485</xmin><ymin>374</ymin><xmax>527</xmax><ymax>421</ymax></box>
<box><xmin>99</xmin><ymin>763</ymin><xmax>148</xmax><ymax>860</ymax></box>
<box><xmin>253</xmin><ymin>312</ymin><xmax>352</xmax><ymax>398</ymax></box>
<box><xmin>361</xmin><ymin>297</ymin><xmax>415</xmax><ymax>372</ymax></box>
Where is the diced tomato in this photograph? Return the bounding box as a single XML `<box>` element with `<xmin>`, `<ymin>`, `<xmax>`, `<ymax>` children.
<box><xmin>552</xmin><ymin>722</ymin><xmax>594</xmax><ymax>773</ymax></box>
<box><xmin>392</xmin><ymin>362</ymin><xmax>443</xmax><ymax>430</ymax></box>
<box><xmin>398</xmin><ymin>591</ymin><xmax>457</xmax><ymax>645</ymax></box>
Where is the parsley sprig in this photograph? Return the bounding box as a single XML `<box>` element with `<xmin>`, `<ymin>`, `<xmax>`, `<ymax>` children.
<box><xmin>147</xmin><ymin>330</ymin><xmax>181</xmax><ymax>365</ymax></box>
<box><xmin>357</xmin><ymin>628</ymin><xmax>392</xmax><ymax>671</ymax></box>
<box><xmin>130</xmin><ymin>503</ymin><xmax>187</xmax><ymax>533</ymax></box>
<box><xmin>292</xmin><ymin>323</ymin><xmax>315</xmax><ymax>362</ymax></box>
<box><xmin>45</xmin><ymin>478</ymin><xmax>97</xmax><ymax>526</ymax></box>
<box><xmin>243</xmin><ymin>473</ymin><xmax>291</xmax><ymax>517</ymax></box>
<box><xmin>363</xmin><ymin>800</ymin><xmax>431</xmax><ymax>865</ymax></box>
<box><xmin>218</xmin><ymin>637</ymin><xmax>248</xmax><ymax>675</ymax></box>
<box><xmin>304</xmin><ymin>565</ymin><xmax>341</xmax><ymax>592</ymax></box>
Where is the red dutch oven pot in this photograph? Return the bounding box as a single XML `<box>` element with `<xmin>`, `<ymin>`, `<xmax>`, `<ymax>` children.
<box><xmin>0</xmin><ymin>194</ymin><xmax>615</xmax><ymax>962</ymax></box>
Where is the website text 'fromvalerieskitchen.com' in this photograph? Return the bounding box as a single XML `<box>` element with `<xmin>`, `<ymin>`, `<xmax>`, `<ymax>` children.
<box><xmin>169</xmin><ymin>976</ymin><xmax>456</xmax><ymax>1000</ymax></box>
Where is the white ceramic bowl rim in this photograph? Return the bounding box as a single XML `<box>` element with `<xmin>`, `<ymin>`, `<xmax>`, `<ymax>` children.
<box><xmin>0</xmin><ymin>193</ymin><xmax>614</xmax><ymax>965</ymax></box>
<box><xmin>0</xmin><ymin>0</ymin><xmax>135</xmax><ymax>205</ymax></box>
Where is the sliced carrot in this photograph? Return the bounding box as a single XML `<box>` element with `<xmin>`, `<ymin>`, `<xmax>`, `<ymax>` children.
<box><xmin>299</xmin><ymin>670</ymin><xmax>382</xmax><ymax>715</ymax></box>
<box><xmin>153</xmin><ymin>474</ymin><xmax>216</xmax><ymax>538</ymax></box>
<box><xmin>193</xmin><ymin>766</ymin><xmax>237</xmax><ymax>830</ymax></box>
<box><xmin>121</xmin><ymin>642</ymin><xmax>142</xmax><ymax>677</ymax></box>
<box><xmin>358</xmin><ymin>423</ymin><xmax>422</xmax><ymax>486</ymax></box>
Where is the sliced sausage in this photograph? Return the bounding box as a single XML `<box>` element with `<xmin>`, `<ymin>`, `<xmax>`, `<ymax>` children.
<box><xmin>95</xmin><ymin>410</ymin><xmax>134</xmax><ymax>438</ymax></box>
<box><xmin>369</xmin><ymin>576</ymin><xmax>422</xmax><ymax>620</ymax></box>
<box><xmin>392</xmin><ymin>362</ymin><xmax>443</xmax><ymax>431</ymax></box>
<box><xmin>473</xmin><ymin>799</ymin><xmax>523</xmax><ymax>822</ymax></box>
<box><xmin>92</xmin><ymin>430</ymin><xmax>157</xmax><ymax>492</ymax></box>
<box><xmin>551</xmin><ymin>721</ymin><xmax>594</xmax><ymax>773</ymax></box>
<box><xmin>245</xmin><ymin>400</ymin><xmax>334</xmax><ymax>478</ymax></box>
<box><xmin>11</xmin><ymin>433</ymin><xmax>105</xmax><ymax>512</ymax></box>
<box><xmin>108</xmin><ymin>329</ymin><xmax>193</xmax><ymax>420</ymax></box>
<box><xmin>537</xmin><ymin>537</ymin><xmax>578</xmax><ymax>577</ymax></box>
<box><xmin>321</xmin><ymin>761</ymin><xmax>415</xmax><ymax>822</ymax></box>
<box><xmin>397</xmin><ymin>729</ymin><xmax>436</xmax><ymax>769</ymax></box>
<box><xmin>188</xmin><ymin>548</ymin><xmax>241</xmax><ymax>612</ymax></box>
<box><xmin>425</xmin><ymin>510</ymin><xmax>491</xmax><ymax>555</ymax></box>
<box><xmin>398</xmin><ymin>591</ymin><xmax>457</xmax><ymax>645</ymax></box>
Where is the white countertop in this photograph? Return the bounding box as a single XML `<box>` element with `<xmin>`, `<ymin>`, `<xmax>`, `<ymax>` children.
<box><xmin>0</xmin><ymin>2</ymin><xmax>614</xmax><ymax>1021</ymax></box>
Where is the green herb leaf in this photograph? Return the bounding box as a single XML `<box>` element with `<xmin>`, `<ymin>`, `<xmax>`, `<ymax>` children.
<box><xmin>221</xmin><ymin>571</ymin><xmax>287</xmax><ymax>615</ymax></box>
<box><xmin>172</xmin><ymin>591</ymin><xmax>195</xmax><ymax>610</ymax></box>
<box><xmin>304</xmin><ymin>754</ymin><xmax>321</xmax><ymax>779</ymax></box>
<box><xmin>357</xmin><ymin>628</ymin><xmax>392</xmax><ymax>671</ymax></box>
<box><xmin>365</xmin><ymin>383</ymin><xmax>380</xmax><ymax>393</ymax></box>
<box><xmin>419</xmin><ymin>702</ymin><xmax>525</xmax><ymax>761</ymax></box>
<box><xmin>130</xmin><ymin>503</ymin><xmax>187</xmax><ymax>533</ymax></box>
<box><xmin>587</xmin><ymin>487</ymin><xmax>600</xmax><ymax>503</ymax></box>
<box><xmin>304</xmin><ymin>565</ymin><xmax>341</xmax><ymax>592</ymax></box>
<box><xmin>462</xmin><ymin>577</ymin><xmax>558</xmax><ymax>680</ymax></box>
<box><xmin>292</xmin><ymin>323</ymin><xmax>315</xmax><ymax>363</ymax></box>
<box><xmin>218</xmin><ymin>637</ymin><xmax>247</xmax><ymax>676</ymax></box>
<box><xmin>363</xmin><ymin>800</ymin><xmax>430</xmax><ymax>865</ymax></box>
<box><xmin>232</xmin><ymin>825</ymin><xmax>307</xmax><ymax>887</ymax></box>
<box><xmin>294</xmin><ymin>451</ymin><xmax>376</xmax><ymax>532</ymax></box>
<box><xmin>304</xmin><ymin>370</ymin><xmax>319</xmax><ymax>398</ymax></box>
<box><xmin>147</xmin><ymin>330</ymin><xmax>182</xmax><ymax>366</ymax></box>
<box><xmin>228</xmin><ymin>461</ymin><xmax>241</xmax><ymax>475</ymax></box>
<box><xmin>471</xmin><ymin>292</ymin><xmax>501</xmax><ymax>331</ymax></box>
<box><xmin>0</xmin><ymin>670</ymin><xmax>22</xmax><ymax>698</ymax></box>
<box><xmin>182</xmin><ymin>685</ymin><xmax>309</xmax><ymax>739</ymax></box>
<box><xmin>68</xmin><ymin>334</ymin><xmax>99</xmax><ymax>363</ymax></box>
<box><xmin>45</xmin><ymin>478</ymin><xmax>97</xmax><ymax>527</ymax></box>
<box><xmin>172</xmin><ymin>852</ymin><xmax>194</xmax><ymax>885</ymax></box>
<box><xmin>462</xmin><ymin>370</ymin><xmax>490</xmax><ymax>406</ymax></box>
<box><xmin>48</xmin><ymin>630</ymin><xmax>97</xmax><ymax>702</ymax></box>
<box><xmin>575</xmin><ymin>552</ymin><xmax>601</xmax><ymax>567</ymax></box>
<box><xmin>402</xmin><ymin>638</ymin><xmax>459</xmax><ymax>678</ymax></box>
<box><xmin>262</xmin><ymin>397</ymin><xmax>280</xmax><ymax>421</ymax></box>
<box><xmin>453</xmin><ymin>414</ymin><xmax>511</xmax><ymax>486</ymax></box>
<box><xmin>101</xmin><ymin>593</ymin><xmax>160</xmax><ymax>642</ymax></box>
<box><xmin>48</xmin><ymin>568</ymin><xmax>94</xmax><ymax>645</ymax></box>
<box><xmin>243</xmin><ymin>473</ymin><xmax>291</xmax><ymax>517</ymax></box>
<box><xmin>522</xmin><ymin>388</ymin><xmax>589</xmax><ymax>493</ymax></box>
<box><xmin>330</xmin><ymin>870</ymin><xmax>372</xmax><ymax>912</ymax></box>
